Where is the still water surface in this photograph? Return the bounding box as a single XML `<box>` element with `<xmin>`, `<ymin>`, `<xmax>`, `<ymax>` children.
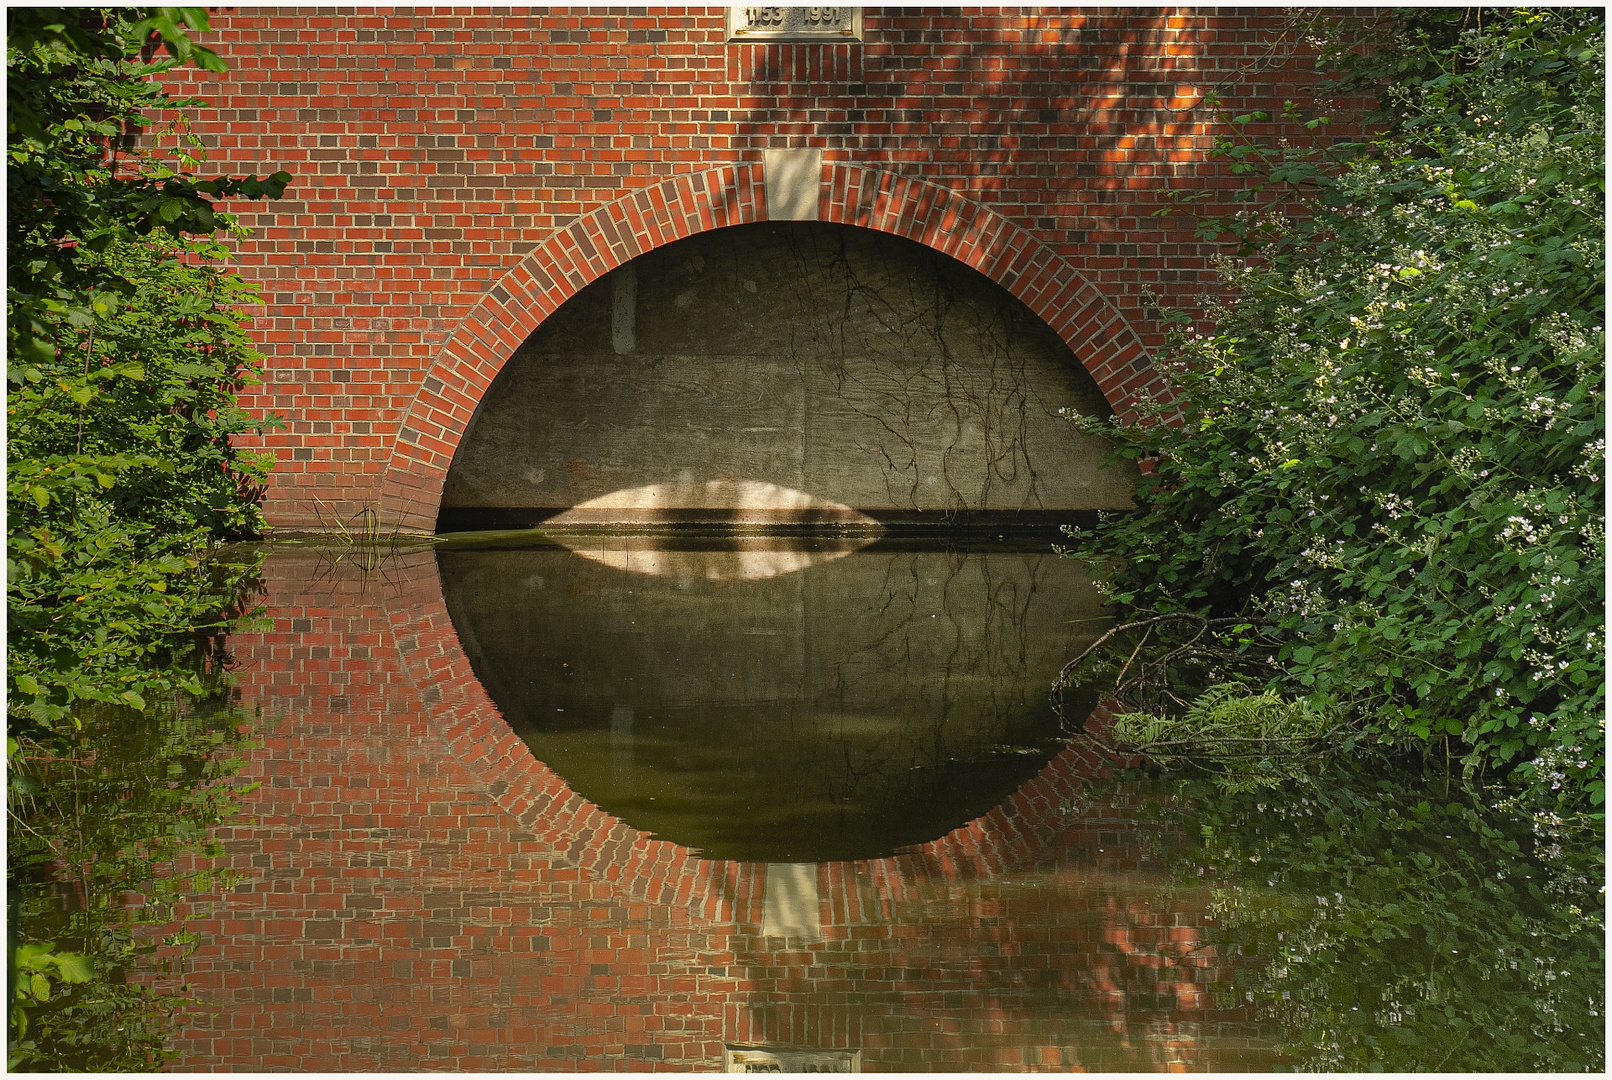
<box><xmin>155</xmin><ymin>536</ymin><xmax>1599</xmax><ymax>1071</ymax></box>
<box><xmin>439</xmin><ymin>534</ymin><xmax>1101</xmax><ymax>863</ymax></box>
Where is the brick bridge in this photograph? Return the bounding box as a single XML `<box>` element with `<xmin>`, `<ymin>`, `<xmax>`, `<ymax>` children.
<box><xmin>150</xmin><ymin>13</ymin><xmax>1336</xmax><ymax>1067</ymax></box>
<box><xmin>170</xmin><ymin>7</ymin><xmax>1328</xmax><ymax>534</ymax></box>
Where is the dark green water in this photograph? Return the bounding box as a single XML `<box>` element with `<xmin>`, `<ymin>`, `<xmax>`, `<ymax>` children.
<box><xmin>438</xmin><ymin>533</ymin><xmax>1103</xmax><ymax>862</ymax></box>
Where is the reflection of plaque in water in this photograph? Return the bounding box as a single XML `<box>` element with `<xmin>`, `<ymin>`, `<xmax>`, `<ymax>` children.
<box><xmin>723</xmin><ymin>1046</ymin><xmax>861</xmax><ymax>1073</ymax></box>
<box><xmin>437</xmin><ymin>537</ymin><xmax>1106</xmax><ymax>862</ymax></box>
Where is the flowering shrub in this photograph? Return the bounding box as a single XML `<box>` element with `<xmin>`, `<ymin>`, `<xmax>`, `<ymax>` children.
<box><xmin>1065</xmin><ymin>9</ymin><xmax>1604</xmax><ymax>808</ymax></box>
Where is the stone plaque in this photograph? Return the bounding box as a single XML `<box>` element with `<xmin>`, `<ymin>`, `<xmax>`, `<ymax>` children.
<box><xmin>727</xmin><ymin>7</ymin><xmax>862</xmax><ymax>42</ymax></box>
<box><xmin>723</xmin><ymin>1046</ymin><xmax>861</xmax><ymax>1073</ymax></box>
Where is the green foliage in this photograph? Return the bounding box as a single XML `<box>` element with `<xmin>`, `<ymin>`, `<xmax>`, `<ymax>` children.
<box><xmin>1145</xmin><ymin>762</ymin><xmax>1604</xmax><ymax>1071</ymax></box>
<box><xmin>7</xmin><ymin>524</ymin><xmax>266</xmax><ymax>731</ymax></box>
<box><xmin>1066</xmin><ymin>9</ymin><xmax>1604</xmax><ymax>806</ymax></box>
<box><xmin>1112</xmin><ymin>682</ymin><xmax>1337</xmax><ymax>793</ymax></box>
<box><xmin>8</xmin><ymin>697</ymin><xmax>261</xmax><ymax>1072</ymax></box>
<box><xmin>7</xmin><ymin>10</ymin><xmax>286</xmax><ymax>1068</ymax></box>
<box><xmin>7</xmin><ymin>9</ymin><xmax>287</xmax><ymax>737</ymax></box>
<box><xmin>10</xmin><ymin>238</ymin><xmax>277</xmax><ymax>536</ymax></box>
<box><xmin>7</xmin><ymin>236</ymin><xmax>282</xmax><ymax>731</ymax></box>
<box><xmin>8</xmin><ymin>8</ymin><xmax>289</xmax><ymax>356</ymax></box>
<box><xmin>12</xmin><ymin>942</ymin><xmax>96</xmax><ymax>1013</ymax></box>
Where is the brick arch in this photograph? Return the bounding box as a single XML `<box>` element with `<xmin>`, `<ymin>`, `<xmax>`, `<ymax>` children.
<box><xmin>378</xmin><ymin>162</ymin><xmax>1160</xmax><ymax>533</ymax></box>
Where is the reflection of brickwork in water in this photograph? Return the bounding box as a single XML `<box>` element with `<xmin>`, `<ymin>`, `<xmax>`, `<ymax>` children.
<box><xmin>166</xmin><ymin>548</ymin><xmax>1281</xmax><ymax>1070</ymax></box>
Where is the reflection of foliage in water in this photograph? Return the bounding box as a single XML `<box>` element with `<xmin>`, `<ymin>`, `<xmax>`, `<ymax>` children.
<box><xmin>8</xmin><ymin>697</ymin><xmax>260</xmax><ymax>1071</ymax></box>
<box><xmin>8</xmin><ymin>532</ymin><xmax>265</xmax><ymax>1076</ymax></box>
<box><xmin>1141</xmin><ymin>760</ymin><xmax>1604</xmax><ymax>1072</ymax></box>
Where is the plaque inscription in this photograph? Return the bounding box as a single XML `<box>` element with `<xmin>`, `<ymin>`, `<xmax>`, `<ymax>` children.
<box><xmin>727</xmin><ymin>7</ymin><xmax>863</xmax><ymax>42</ymax></box>
<box><xmin>723</xmin><ymin>1046</ymin><xmax>862</xmax><ymax>1073</ymax></box>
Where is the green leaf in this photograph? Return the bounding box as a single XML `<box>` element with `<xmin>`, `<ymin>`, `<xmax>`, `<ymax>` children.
<box><xmin>52</xmin><ymin>954</ymin><xmax>94</xmax><ymax>984</ymax></box>
<box><xmin>18</xmin><ymin>335</ymin><xmax>56</xmax><ymax>364</ymax></box>
<box><xmin>14</xmin><ymin>943</ymin><xmax>56</xmax><ymax>971</ymax></box>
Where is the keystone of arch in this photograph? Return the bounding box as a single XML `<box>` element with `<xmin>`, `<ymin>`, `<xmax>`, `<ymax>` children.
<box><xmin>379</xmin><ymin>161</ymin><xmax>1161</xmax><ymax>534</ymax></box>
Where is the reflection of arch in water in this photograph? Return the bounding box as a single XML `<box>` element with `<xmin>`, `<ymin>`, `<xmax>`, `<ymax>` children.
<box><xmin>439</xmin><ymin>537</ymin><xmax>1104</xmax><ymax>863</ymax></box>
<box><xmin>551</xmin><ymin>528</ymin><xmax>877</xmax><ymax>582</ymax></box>
<box><xmin>194</xmin><ymin>545</ymin><xmax>1262</xmax><ymax>1072</ymax></box>
<box><xmin>394</xmin><ymin>543</ymin><xmax>1127</xmax><ymax>918</ymax></box>
<box><xmin>379</xmin><ymin>163</ymin><xmax>1162</xmax><ymax>534</ymax></box>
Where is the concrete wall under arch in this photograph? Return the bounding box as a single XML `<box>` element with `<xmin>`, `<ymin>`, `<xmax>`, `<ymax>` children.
<box><xmin>439</xmin><ymin>221</ymin><xmax>1138</xmax><ymax>531</ymax></box>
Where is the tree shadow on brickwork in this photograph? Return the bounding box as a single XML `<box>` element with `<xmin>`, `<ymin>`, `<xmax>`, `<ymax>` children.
<box><xmin>732</xmin><ymin>9</ymin><xmax>1348</xmax><ymax>328</ymax></box>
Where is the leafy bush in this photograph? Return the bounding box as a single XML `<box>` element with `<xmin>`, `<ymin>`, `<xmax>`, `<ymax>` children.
<box><xmin>8</xmin><ymin>8</ymin><xmax>287</xmax><ymax>332</ymax></box>
<box><xmin>7</xmin><ymin>240</ymin><xmax>278</xmax><ymax>728</ymax></box>
<box><xmin>7</xmin><ymin>10</ymin><xmax>288</xmax><ymax>1068</ymax></box>
<box><xmin>7</xmin><ymin>9</ymin><xmax>288</xmax><ymax>733</ymax></box>
<box><xmin>1065</xmin><ymin>9</ymin><xmax>1605</xmax><ymax>808</ymax></box>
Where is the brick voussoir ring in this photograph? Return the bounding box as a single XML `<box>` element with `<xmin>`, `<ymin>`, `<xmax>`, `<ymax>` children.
<box><xmin>382</xmin><ymin>162</ymin><xmax>1155</xmax><ymax>534</ymax></box>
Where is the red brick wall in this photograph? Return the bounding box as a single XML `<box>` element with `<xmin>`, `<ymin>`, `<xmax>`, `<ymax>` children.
<box><xmin>168</xmin><ymin>7</ymin><xmax>1335</xmax><ymax>533</ymax></box>
<box><xmin>162</xmin><ymin>547</ymin><xmax>1284</xmax><ymax>1070</ymax></box>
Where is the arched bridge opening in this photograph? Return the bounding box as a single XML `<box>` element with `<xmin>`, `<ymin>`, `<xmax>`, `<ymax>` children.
<box><xmin>437</xmin><ymin>220</ymin><xmax>1136</xmax><ymax>534</ymax></box>
<box><xmin>377</xmin><ymin>163</ymin><xmax>1163</xmax><ymax>535</ymax></box>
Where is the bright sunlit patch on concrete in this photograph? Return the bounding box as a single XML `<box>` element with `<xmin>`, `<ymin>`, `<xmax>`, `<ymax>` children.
<box><xmin>547</xmin><ymin>479</ymin><xmax>880</xmax><ymax>524</ymax></box>
<box><xmin>547</xmin><ymin>480</ymin><xmax>882</xmax><ymax>579</ymax></box>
